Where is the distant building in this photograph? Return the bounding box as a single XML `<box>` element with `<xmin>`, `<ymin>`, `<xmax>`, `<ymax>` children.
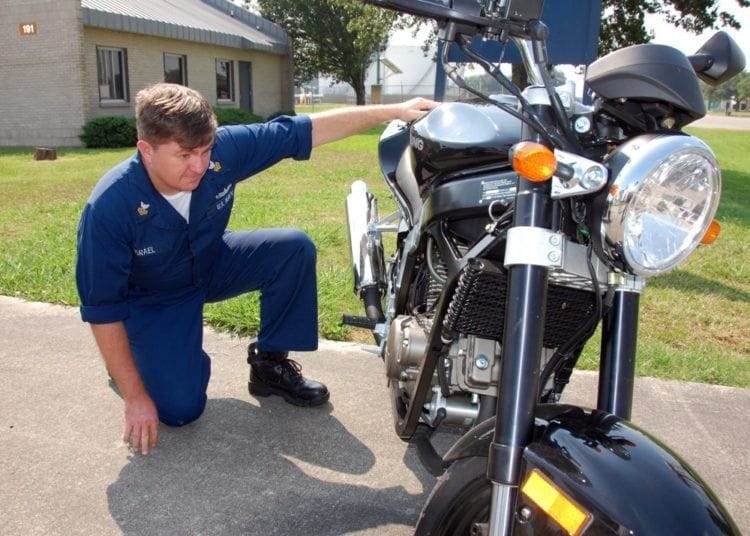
<box><xmin>1</xmin><ymin>0</ymin><xmax>293</xmax><ymax>147</ymax></box>
<box><xmin>312</xmin><ymin>44</ymin><xmax>475</xmax><ymax>104</ymax></box>
<box><xmin>313</xmin><ymin>44</ymin><xmax>445</xmax><ymax>104</ymax></box>
<box><xmin>370</xmin><ymin>45</ymin><xmax>441</xmax><ymax>101</ymax></box>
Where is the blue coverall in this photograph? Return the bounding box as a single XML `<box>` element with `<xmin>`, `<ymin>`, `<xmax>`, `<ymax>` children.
<box><xmin>76</xmin><ymin>115</ymin><xmax>318</xmax><ymax>426</ymax></box>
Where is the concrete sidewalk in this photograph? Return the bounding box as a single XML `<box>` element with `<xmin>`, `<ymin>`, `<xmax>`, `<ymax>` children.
<box><xmin>692</xmin><ymin>114</ymin><xmax>750</xmax><ymax>130</ymax></box>
<box><xmin>1</xmin><ymin>295</ymin><xmax>748</xmax><ymax>535</ymax></box>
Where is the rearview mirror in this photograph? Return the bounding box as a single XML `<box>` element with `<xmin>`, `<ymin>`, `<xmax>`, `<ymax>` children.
<box><xmin>688</xmin><ymin>31</ymin><xmax>746</xmax><ymax>86</ymax></box>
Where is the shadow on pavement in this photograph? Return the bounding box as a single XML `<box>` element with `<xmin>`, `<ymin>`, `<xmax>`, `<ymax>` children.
<box><xmin>107</xmin><ymin>397</ymin><xmax>435</xmax><ymax>535</ymax></box>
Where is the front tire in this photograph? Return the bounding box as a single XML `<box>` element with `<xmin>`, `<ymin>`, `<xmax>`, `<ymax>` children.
<box><xmin>415</xmin><ymin>456</ymin><xmax>492</xmax><ymax>535</ymax></box>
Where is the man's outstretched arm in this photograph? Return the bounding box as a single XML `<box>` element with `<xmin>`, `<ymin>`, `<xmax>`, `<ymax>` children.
<box><xmin>310</xmin><ymin>97</ymin><xmax>438</xmax><ymax>147</ymax></box>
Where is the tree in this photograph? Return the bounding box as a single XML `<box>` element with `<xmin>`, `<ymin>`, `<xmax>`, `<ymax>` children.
<box><xmin>599</xmin><ymin>0</ymin><xmax>750</xmax><ymax>55</ymax></box>
<box><xmin>737</xmin><ymin>71</ymin><xmax>750</xmax><ymax>101</ymax></box>
<box><xmin>703</xmin><ymin>71</ymin><xmax>749</xmax><ymax>106</ymax></box>
<box><xmin>701</xmin><ymin>75</ymin><xmax>737</xmax><ymax>102</ymax></box>
<box><xmin>256</xmin><ymin>0</ymin><xmax>397</xmax><ymax>105</ymax></box>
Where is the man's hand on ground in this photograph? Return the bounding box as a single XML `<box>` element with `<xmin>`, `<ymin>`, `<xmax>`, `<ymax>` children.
<box><xmin>123</xmin><ymin>394</ymin><xmax>159</xmax><ymax>455</ymax></box>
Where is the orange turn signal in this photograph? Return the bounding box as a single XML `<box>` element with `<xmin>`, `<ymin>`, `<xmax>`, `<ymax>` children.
<box><xmin>512</xmin><ymin>142</ymin><xmax>557</xmax><ymax>182</ymax></box>
<box><xmin>701</xmin><ymin>219</ymin><xmax>721</xmax><ymax>245</ymax></box>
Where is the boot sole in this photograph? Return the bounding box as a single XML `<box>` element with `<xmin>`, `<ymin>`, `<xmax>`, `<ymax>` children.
<box><xmin>248</xmin><ymin>381</ymin><xmax>330</xmax><ymax>407</ymax></box>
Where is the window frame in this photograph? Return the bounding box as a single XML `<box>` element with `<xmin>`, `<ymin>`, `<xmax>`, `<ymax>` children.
<box><xmin>163</xmin><ymin>52</ymin><xmax>188</xmax><ymax>85</ymax></box>
<box><xmin>215</xmin><ymin>58</ymin><xmax>235</xmax><ymax>102</ymax></box>
<box><xmin>96</xmin><ymin>46</ymin><xmax>129</xmax><ymax>103</ymax></box>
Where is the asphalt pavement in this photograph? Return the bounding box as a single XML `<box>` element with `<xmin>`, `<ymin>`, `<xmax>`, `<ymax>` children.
<box><xmin>1</xmin><ymin>295</ymin><xmax>748</xmax><ymax>535</ymax></box>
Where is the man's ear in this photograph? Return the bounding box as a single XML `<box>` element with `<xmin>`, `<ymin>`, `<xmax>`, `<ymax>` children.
<box><xmin>136</xmin><ymin>139</ymin><xmax>153</xmax><ymax>165</ymax></box>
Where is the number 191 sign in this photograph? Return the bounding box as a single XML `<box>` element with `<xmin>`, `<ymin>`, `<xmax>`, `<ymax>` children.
<box><xmin>19</xmin><ymin>22</ymin><xmax>37</xmax><ymax>36</ymax></box>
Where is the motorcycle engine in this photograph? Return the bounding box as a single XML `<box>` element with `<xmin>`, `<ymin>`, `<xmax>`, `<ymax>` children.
<box><xmin>373</xmin><ymin>104</ymin><xmax>599</xmax><ymax>432</ymax></box>
<box><xmin>383</xmin><ymin>243</ymin><xmax>596</xmax><ymax>429</ymax></box>
<box><xmin>382</xmin><ymin>240</ymin><xmax>505</xmax><ymax>429</ymax></box>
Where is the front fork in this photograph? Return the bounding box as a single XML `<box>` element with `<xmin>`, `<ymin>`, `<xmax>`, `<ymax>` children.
<box><xmin>487</xmin><ymin>176</ymin><xmax>550</xmax><ymax>535</ymax></box>
<box><xmin>485</xmin><ymin>78</ymin><xmax>639</xmax><ymax>530</ymax></box>
<box><xmin>485</xmin><ymin>204</ymin><xmax>642</xmax><ymax>535</ymax></box>
<box><xmin>598</xmin><ymin>287</ymin><xmax>640</xmax><ymax>419</ymax></box>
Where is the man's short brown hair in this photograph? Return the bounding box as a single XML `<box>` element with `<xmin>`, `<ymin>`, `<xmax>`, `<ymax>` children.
<box><xmin>135</xmin><ymin>83</ymin><xmax>217</xmax><ymax>148</ymax></box>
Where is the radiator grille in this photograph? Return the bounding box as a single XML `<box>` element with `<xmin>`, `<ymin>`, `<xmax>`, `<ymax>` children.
<box><xmin>443</xmin><ymin>258</ymin><xmax>596</xmax><ymax>349</ymax></box>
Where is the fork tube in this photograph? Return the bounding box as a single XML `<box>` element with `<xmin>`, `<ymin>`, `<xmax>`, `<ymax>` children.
<box><xmin>597</xmin><ymin>289</ymin><xmax>639</xmax><ymax>419</ymax></box>
<box><xmin>487</xmin><ymin>175</ymin><xmax>550</xmax><ymax>535</ymax></box>
<box><xmin>485</xmin><ymin>93</ymin><xmax>554</xmax><ymax>535</ymax></box>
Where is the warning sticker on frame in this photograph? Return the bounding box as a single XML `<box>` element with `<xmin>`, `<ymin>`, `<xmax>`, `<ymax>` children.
<box><xmin>480</xmin><ymin>177</ymin><xmax>516</xmax><ymax>204</ymax></box>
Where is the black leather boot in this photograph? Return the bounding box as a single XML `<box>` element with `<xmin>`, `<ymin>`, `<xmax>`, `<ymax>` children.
<box><xmin>247</xmin><ymin>342</ymin><xmax>329</xmax><ymax>407</ymax></box>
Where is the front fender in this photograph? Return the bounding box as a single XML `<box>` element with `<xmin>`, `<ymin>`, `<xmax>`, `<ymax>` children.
<box><xmin>443</xmin><ymin>404</ymin><xmax>739</xmax><ymax>534</ymax></box>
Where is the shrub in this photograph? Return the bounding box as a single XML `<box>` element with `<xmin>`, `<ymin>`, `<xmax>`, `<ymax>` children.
<box><xmin>213</xmin><ymin>107</ymin><xmax>264</xmax><ymax>126</ymax></box>
<box><xmin>267</xmin><ymin>110</ymin><xmax>297</xmax><ymax>121</ymax></box>
<box><xmin>79</xmin><ymin>116</ymin><xmax>137</xmax><ymax>148</ymax></box>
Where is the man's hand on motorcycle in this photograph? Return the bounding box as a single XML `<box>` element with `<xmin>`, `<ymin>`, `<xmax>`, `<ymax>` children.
<box><xmin>396</xmin><ymin>97</ymin><xmax>439</xmax><ymax>122</ymax></box>
<box><xmin>123</xmin><ymin>394</ymin><xmax>159</xmax><ymax>455</ymax></box>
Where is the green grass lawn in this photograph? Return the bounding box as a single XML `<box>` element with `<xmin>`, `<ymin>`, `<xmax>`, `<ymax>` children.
<box><xmin>0</xmin><ymin>126</ymin><xmax>747</xmax><ymax>387</ymax></box>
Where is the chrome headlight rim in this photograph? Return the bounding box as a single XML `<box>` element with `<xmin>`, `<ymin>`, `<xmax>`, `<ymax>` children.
<box><xmin>599</xmin><ymin>133</ymin><xmax>721</xmax><ymax>278</ymax></box>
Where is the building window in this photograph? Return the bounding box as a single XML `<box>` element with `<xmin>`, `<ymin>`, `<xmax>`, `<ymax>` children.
<box><xmin>96</xmin><ymin>46</ymin><xmax>129</xmax><ymax>102</ymax></box>
<box><xmin>164</xmin><ymin>53</ymin><xmax>187</xmax><ymax>85</ymax></box>
<box><xmin>216</xmin><ymin>59</ymin><xmax>234</xmax><ymax>101</ymax></box>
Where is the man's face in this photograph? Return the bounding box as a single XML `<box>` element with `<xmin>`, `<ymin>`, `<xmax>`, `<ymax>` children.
<box><xmin>137</xmin><ymin>138</ymin><xmax>214</xmax><ymax>195</ymax></box>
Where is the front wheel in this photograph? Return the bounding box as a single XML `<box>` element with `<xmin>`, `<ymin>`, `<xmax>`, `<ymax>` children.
<box><xmin>415</xmin><ymin>456</ymin><xmax>491</xmax><ymax>535</ymax></box>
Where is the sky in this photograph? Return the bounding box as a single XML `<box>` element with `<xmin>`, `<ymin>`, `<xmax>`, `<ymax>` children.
<box><xmin>234</xmin><ymin>0</ymin><xmax>748</xmax><ymax>64</ymax></box>
<box><xmin>390</xmin><ymin>0</ymin><xmax>750</xmax><ymax>65</ymax></box>
<box><xmin>645</xmin><ymin>0</ymin><xmax>750</xmax><ymax>60</ymax></box>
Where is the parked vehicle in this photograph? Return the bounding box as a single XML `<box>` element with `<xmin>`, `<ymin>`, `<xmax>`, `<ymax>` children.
<box><xmin>343</xmin><ymin>1</ymin><xmax>746</xmax><ymax>534</ymax></box>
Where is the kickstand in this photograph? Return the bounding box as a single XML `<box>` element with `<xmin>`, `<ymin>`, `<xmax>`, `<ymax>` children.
<box><xmin>412</xmin><ymin>423</ymin><xmax>446</xmax><ymax>477</ymax></box>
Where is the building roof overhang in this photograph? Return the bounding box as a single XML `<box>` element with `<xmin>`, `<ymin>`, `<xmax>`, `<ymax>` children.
<box><xmin>81</xmin><ymin>0</ymin><xmax>288</xmax><ymax>55</ymax></box>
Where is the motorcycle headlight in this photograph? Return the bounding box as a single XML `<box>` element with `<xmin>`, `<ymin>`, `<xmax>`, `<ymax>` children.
<box><xmin>598</xmin><ymin>134</ymin><xmax>721</xmax><ymax>277</ymax></box>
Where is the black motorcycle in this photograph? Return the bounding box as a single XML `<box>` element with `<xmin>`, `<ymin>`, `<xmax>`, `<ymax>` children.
<box><xmin>343</xmin><ymin>0</ymin><xmax>746</xmax><ymax>534</ymax></box>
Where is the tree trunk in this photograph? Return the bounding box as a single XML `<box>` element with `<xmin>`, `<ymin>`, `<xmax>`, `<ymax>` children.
<box><xmin>350</xmin><ymin>70</ymin><xmax>368</xmax><ymax>105</ymax></box>
<box><xmin>34</xmin><ymin>147</ymin><xmax>57</xmax><ymax>161</ymax></box>
<box><xmin>354</xmin><ymin>81</ymin><xmax>366</xmax><ymax>105</ymax></box>
<box><xmin>512</xmin><ymin>64</ymin><xmax>528</xmax><ymax>90</ymax></box>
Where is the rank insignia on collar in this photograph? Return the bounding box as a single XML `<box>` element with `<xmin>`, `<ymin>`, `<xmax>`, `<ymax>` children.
<box><xmin>137</xmin><ymin>202</ymin><xmax>150</xmax><ymax>216</ymax></box>
<box><xmin>209</xmin><ymin>160</ymin><xmax>222</xmax><ymax>172</ymax></box>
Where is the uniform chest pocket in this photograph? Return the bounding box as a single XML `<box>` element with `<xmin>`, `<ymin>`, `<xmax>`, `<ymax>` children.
<box><xmin>202</xmin><ymin>183</ymin><xmax>235</xmax><ymax>221</ymax></box>
<box><xmin>202</xmin><ymin>198</ymin><xmax>233</xmax><ymax>222</ymax></box>
<box><xmin>131</xmin><ymin>223</ymin><xmax>189</xmax><ymax>268</ymax></box>
<box><xmin>130</xmin><ymin>232</ymin><xmax>193</xmax><ymax>291</ymax></box>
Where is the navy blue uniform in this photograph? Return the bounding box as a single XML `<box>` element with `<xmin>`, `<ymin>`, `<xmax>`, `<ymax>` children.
<box><xmin>76</xmin><ymin>115</ymin><xmax>317</xmax><ymax>426</ymax></box>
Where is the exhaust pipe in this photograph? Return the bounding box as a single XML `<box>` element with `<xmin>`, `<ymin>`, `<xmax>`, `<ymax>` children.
<box><xmin>345</xmin><ymin>181</ymin><xmax>385</xmax><ymax>301</ymax></box>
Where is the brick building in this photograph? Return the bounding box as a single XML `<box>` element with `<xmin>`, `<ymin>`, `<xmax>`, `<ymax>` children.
<box><xmin>1</xmin><ymin>0</ymin><xmax>293</xmax><ymax>147</ymax></box>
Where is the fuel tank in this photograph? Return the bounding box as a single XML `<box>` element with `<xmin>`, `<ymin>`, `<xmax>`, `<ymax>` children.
<box><xmin>408</xmin><ymin>101</ymin><xmax>522</xmax><ymax>187</ymax></box>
